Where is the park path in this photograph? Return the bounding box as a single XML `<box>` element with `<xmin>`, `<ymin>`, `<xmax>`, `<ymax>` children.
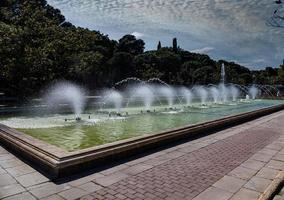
<box><xmin>1</xmin><ymin>111</ymin><xmax>284</xmax><ymax>200</ymax></box>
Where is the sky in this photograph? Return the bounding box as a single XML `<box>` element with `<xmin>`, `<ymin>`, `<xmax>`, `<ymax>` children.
<box><xmin>47</xmin><ymin>0</ymin><xmax>284</xmax><ymax>69</ymax></box>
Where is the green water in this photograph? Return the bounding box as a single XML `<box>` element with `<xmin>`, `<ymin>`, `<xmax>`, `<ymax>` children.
<box><xmin>1</xmin><ymin>100</ymin><xmax>283</xmax><ymax>152</ymax></box>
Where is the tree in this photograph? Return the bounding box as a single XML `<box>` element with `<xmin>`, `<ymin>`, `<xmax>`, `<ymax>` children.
<box><xmin>157</xmin><ymin>41</ymin><xmax>162</xmax><ymax>50</ymax></box>
<box><xmin>1</xmin><ymin>0</ymin><xmax>281</xmax><ymax>99</ymax></box>
<box><xmin>116</xmin><ymin>35</ymin><xmax>145</xmax><ymax>55</ymax></box>
<box><xmin>192</xmin><ymin>66</ymin><xmax>214</xmax><ymax>85</ymax></box>
<box><xmin>278</xmin><ymin>64</ymin><xmax>284</xmax><ymax>84</ymax></box>
<box><xmin>173</xmin><ymin>38</ymin><xmax>178</xmax><ymax>53</ymax></box>
<box><xmin>107</xmin><ymin>52</ymin><xmax>134</xmax><ymax>83</ymax></box>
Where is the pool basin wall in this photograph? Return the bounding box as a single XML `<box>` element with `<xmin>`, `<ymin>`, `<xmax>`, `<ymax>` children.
<box><xmin>0</xmin><ymin>104</ymin><xmax>284</xmax><ymax>179</ymax></box>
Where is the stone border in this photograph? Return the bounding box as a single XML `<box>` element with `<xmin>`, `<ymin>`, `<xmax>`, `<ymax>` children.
<box><xmin>1</xmin><ymin>104</ymin><xmax>284</xmax><ymax>179</ymax></box>
<box><xmin>258</xmin><ymin>171</ymin><xmax>284</xmax><ymax>200</ymax></box>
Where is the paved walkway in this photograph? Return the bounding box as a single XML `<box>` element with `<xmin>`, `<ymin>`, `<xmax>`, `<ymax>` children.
<box><xmin>1</xmin><ymin>111</ymin><xmax>284</xmax><ymax>200</ymax></box>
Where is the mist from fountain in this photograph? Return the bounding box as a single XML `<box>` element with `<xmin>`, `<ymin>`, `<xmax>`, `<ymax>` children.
<box><xmin>40</xmin><ymin>63</ymin><xmax>278</xmax><ymax>120</ymax></box>
<box><xmin>102</xmin><ymin>89</ymin><xmax>123</xmax><ymax>113</ymax></box>
<box><xmin>129</xmin><ymin>85</ymin><xmax>154</xmax><ymax>110</ymax></box>
<box><xmin>158</xmin><ymin>86</ymin><xmax>175</xmax><ymax>108</ymax></box>
<box><xmin>209</xmin><ymin>86</ymin><xmax>219</xmax><ymax>103</ymax></box>
<box><xmin>179</xmin><ymin>87</ymin><xmax>193</xmax><ymax>105</ymax></box>
<box><xmin>219</xmin><ymin>63</ymin><xmax>229</xmax><ymax>102</ymax></box>
<box><xmin>249</xmin><ymin>86</ymin><xmax>259</xmax><ymax>100</ymax></box>
<box><xmin>221</xmin><ymin>63</ymin><xmax>226</xmax><ymax>85</ymax></box>
<box><xmin>230</xmin><ymin>85</ymin><xmax>240</xmax><ymax>101</ymax></box>
<box><xmin>43</xmin><ymin>81</ymin><xmax>86</xmax><ymax>118</ymax></box>
<box><xmin>194</xmin><ymin>86</ymin><xmax>208</xmax><ymax>105</ymax></box>
<box><xmin>219</xmin><ymin>84</ymin><xmax>229</xmax><ymax>102</ymax></box>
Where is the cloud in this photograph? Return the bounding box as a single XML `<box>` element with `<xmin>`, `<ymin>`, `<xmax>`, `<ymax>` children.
<box><xmin>47</xmin><ymin>0</ymin><xmax>284</xmax><ymax>68</ymax></box>
<box><xmin>131</xmin><ymin>32</ymin><xmax>145</xmax><ymax>39</ymax></box>
<box><xmin>191</xmin><ymin>47</ymin><xmax>215</xmax><ymax>54</ymax></box>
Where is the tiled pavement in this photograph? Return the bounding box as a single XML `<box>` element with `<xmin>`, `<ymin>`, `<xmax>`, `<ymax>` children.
<box><xmin>1</xmin><ymin>111</ymin><xmax>284</xmax><ymax>200</ymax></box>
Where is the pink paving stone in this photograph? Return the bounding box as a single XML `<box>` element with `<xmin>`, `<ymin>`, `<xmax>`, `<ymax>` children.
<box><xmin>94</xmin><ymin>172</ymin><xmax>129</xmax><ymax>187</ymax></box>
<box><xmin>28</xmin><ymin>182</ymin><xmax>72</xmax><ymax>198</ymax></box>
<box><xmin>88</xmin><ymin>126</ymin><xmax>279</xmax><ymax>199</ymax></box>
<box><xmin>68</xmin><ymin>173</ymin><xmax>105</xmax><ymax>187</ymax></box>
<box><xmin>213</xmin><ymin>175</ymin><xmax>246</xmax><ymax>193</ymax></box>
<box><xmin>58</xmin><ymin>188</ymin><xmax>88</xmax><ymax>200</ymax></box>
<box><xmin>228</xmin><ymin>166</ymin><xmax>257</xmax><ymax>180</ymax></box>
<box><xmin>0</xmin><ymin>166</ymin><xmax>6</xmax><ymax>175</ymax></box>
<box><xmin>241</xmin><ymin>159</ymin><xmax>266</xmax><ymax>171</ymax></box>
<box><xmin>15</xmin><ymin>171</ymin><xmax>49</xmax><ymax>187</ymax></box>
<box><xmin>0</xmin><ymin>173</ymin><xmax>16</xmax><ymax>187</ymax></box>
<box><xmin>122</xmin><ymin>163</ymin><xmax>154</xmax><ymax>175</ymax></box>
<box><xmin>2</xmin><ymin>192</ymin><xmax>36</xmax><ymax>200</ymax></box>
<box><xmin>244</xmin><ymin>177</ymin><xmax>272</xmax><ymax>193</ymax></box>
<box><xmin>79</xmin><ymin>195</ymin><xmax>95</xmax><ymax>200</ymax></box>
<box><xmin>258</xmin><ymin>148</ymin><xmax>278</xmax><ymax>156</ymax></box>
<box><xmin>6</xmin><ymin>164</ymin><xmax>35</xmax><ymax>177</ymax></box>
<box><xmin>77</xmin><ymin>182</ymin><xmax>103</xmax><ymax>193</ymax></box>
<box><xmin>0</xmin><ymin>154</ymin><xmax>15</xmax><ymax>161</ymax></box>
<box><xmin>266</xmin><ymin>160</ymin><xmax>284</xmax><ymax>170</ymax></box>
<box><xmin>251</xmin><ymin>153</ymin><xmax>273</xmax><ymax>162</ymax></box>
<box><xmin>273</xmin><ymin>154</ymin><xmax>284</xmax><ymax>162</ymax></box>
<box><xmin>230</xmin><ymin>188</ymin><xmax>261</xmax><ymax>200</ymax></box>
<box><xmin>0</xmin><ymin>184</ymin><xmax>26</xmax><ymax>199</ymax></box>
<box><xmin>256</xmin><ymin>167</ymin><xmax>280</xmax><ymax>180</ymax></box>
<box><xmin>41</xmin><ymin>194</ymin><xmax>65</xmax><ymax>200</ymax></box>
<box><xmin>0</xmin><ymin>158</ymin><xmax>25</xmax><ymax>169</ymax></box>
<box><xmin>192</xmin><ymin>187</ymin><xmax>233</xmax><ymax>200</ymax></box>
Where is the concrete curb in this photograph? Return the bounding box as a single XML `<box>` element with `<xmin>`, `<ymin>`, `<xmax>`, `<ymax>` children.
<box><xmin>258</xmin><ymin>171</ymin><xmax>284</xmax><ymax>200</ymax></box>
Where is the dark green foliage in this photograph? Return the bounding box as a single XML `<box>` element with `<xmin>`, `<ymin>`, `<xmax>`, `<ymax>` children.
<box><xmin>0</xmin><ymin>0</ymin><xmax>282</xmax><ymax>98</ymax></box>
<box><xmin>116</xmin><ymin>35</ymin><xmax>145</xmax><ymax>55</ymax></box>
<box><xmin>278</xmin><ymin>65</ymin><xmax>284</xmax><ymax>84</ymax></box>
<box><xmin>253</xmin><ymin>66</ymin><xmax>282</xmax><ymax>85</ymax></box>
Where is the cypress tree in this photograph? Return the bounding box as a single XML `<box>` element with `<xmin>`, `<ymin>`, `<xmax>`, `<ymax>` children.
<box><xmin>157</xmin><ymin>41</ymin><xmax>162</xmax><ymax>50</ymax></box>
<box><xmin>173</xmin><ymin>38</ymin><xmax>177</xmax><ymax>53</ymax></box>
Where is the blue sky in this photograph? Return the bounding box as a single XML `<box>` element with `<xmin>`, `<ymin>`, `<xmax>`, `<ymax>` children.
<box><xmin>47</xmin><ymin>0</ymin><xmax>284</xmax><ymax>69</ymax></box>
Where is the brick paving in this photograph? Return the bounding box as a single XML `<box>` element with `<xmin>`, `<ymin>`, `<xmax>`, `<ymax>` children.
<box><xmin>0</xmin><ymin>111</ymin><xmax>284</xmax><ymax>200</ymax></box>
<box><xmin>88</xmin><ymin>123</ymin><xmax>279</xmax><ymax>199</ymax></box>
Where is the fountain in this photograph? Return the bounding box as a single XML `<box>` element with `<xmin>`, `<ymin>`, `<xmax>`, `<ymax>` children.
<box><xmin>101</xmin><ymin>89</ymin><xmax>123</xmax><ymax>113</ymax></box>
<box><xmin>0</xmin><ymin>66</ymin><xmax>283</xmax><ymax>152</ymax></box>
<box><xmin>218</xmin><ymin>64</ymin><xmax>229</xmax><ymax>103</ymax></box>
<box><xmin>249</xmin><ymin>85</ymin><xmax>259</xmax><ymax>100</ymax></box>
<box><xmin>129</xmin><ymin>85</ymin><xmax>155</xmax><ymax>111</ymax></box>
<box><xmin>1</xmin><ymin>64</ymin><xmax>284</xmax><ymax>179</ymax></box>
<box><xmin>193</xmin><ymin>86</ymin><xmax>208</xmax><ymax>106</ymax></box>
<box><xmin>179</xmin><ymin>87</ymin><xmax>193</xmax><ymax>106</ymax></box>
<box><xmin>209</xmin><ymin>86</ymin><xmax>220</xmax><ymax>103</ymax></box>
<box><xmin>43</xmin><ymin>81</ymin><xmax>86</xmax><ymax>120</ymax></box>
<box><xmin>229</xmin><ymin>85</ymin><xmax>240</xmax><ymax>102</ymax></box>
<box><xmin>221</xmin><ymin>63</ymin><xmax>226</xmax><ymax>85</ymax></box>
<box><xmin>157</xmin><ymin>86</ymin><xmax>175</xmax><ymax>108</ymax></box>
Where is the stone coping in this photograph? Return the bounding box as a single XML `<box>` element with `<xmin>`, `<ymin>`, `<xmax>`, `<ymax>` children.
<box><xmin>258</xmin><ymin>170</ymin><xmax>284</xmax><ymax>200</ymax></box>
<box><xmin>0</xmin><ymin>104</ymin><xmax>284</xmax><ymax>179</ymax></box>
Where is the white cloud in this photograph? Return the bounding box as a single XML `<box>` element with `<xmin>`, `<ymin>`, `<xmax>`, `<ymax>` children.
<box><xmin>47</xmin><ymin>0</ymin><xmax>284</xmax><ymax>68</ymax></box>
<box><xmin>131</xmin><ymin>32</ymin><xmax>145</xmax><ymax>39</ymax></box>
<box><xmin>191</xmin><ymin>47</ymin><xmax>215</xmax><ymax>54</ymax></box>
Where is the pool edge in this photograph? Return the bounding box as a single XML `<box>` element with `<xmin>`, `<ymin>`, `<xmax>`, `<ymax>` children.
<box><xmin>1</xmin><ymin>104</ymin><xmax>284</xmax><ymax>179</ymax></box>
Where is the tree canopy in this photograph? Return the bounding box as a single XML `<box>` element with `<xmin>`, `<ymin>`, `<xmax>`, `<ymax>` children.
<box><xmin>0</xmin><ymin>0</ymin><xmax>283</xmax><ymax>99</ymax></box>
